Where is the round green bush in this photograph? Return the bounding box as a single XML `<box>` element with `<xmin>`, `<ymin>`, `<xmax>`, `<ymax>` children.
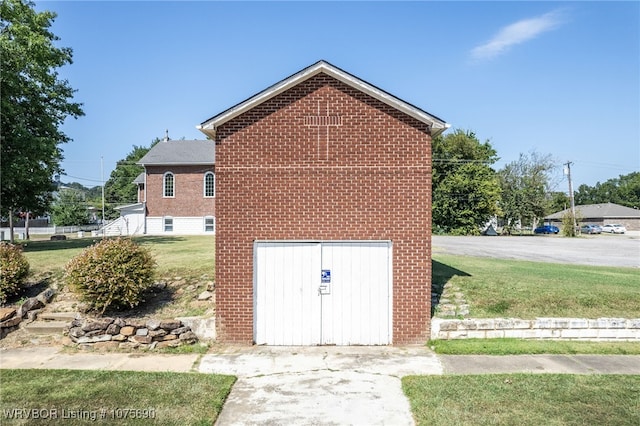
<box><xmin>65</xmin><ymin>238</ymin><xmax>156</xmax><ymax>314</ymax></box>
<box><xmin>0</xmin><ymin>243</ymin><xmax>30</xmax><ymax>305</ymax></box>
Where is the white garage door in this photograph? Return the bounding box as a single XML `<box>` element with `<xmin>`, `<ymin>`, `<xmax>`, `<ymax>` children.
<box><xmin>254</xmin><ymin>241</ymin><xmax>392</xmax><ymax>345</ymax></box>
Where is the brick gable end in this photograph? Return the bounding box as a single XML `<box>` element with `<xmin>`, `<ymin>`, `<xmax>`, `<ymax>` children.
<box><xmin>215</xmin><ymin>74</ymin><xmax>432</xmax><ymax>344</ymax></box>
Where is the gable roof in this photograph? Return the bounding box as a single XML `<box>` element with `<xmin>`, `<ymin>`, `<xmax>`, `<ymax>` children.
<box><xmin>132</xmin><ymin>172</ymin><xmax>145</xmax><ymax>185</ymax></box>
<box><xmin>197</xmin><ymin>60</ymin><xmax>450</xmax><ymax>139</ymax></box>
<box><xmin>137</xmin><ymin>139</ymin><xmax>215</xmax><ymax>166</ymax></box>
<box><xmin>545</xmin><ymin>202</ymin><xmax>640</xmax><ymax>220</ymax></box>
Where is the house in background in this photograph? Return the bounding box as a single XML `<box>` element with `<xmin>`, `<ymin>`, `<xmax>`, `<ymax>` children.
<box><xmin>103</xmin><ymin>138</ymin><xmax>215</xmax><ymax>236</ymax></box>
<box><xmin>198</xmin><ymin>60</ymin><xmax>449</xmax><ymax>345</ymax></box>
<box><xmin>544</xmin><ymin>202</ymin><xmax>640</xmax><ymax>231</ymax></box>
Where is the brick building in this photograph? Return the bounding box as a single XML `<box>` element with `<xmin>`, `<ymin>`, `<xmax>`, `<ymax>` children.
<box><xmin>106</xmin><ymin>138</ymin><xmax>216</xmax><ymax>236</ymax></box>
<box><xmin>198</xmin><ymin>61</ymin><xmax>449</xmax><ymax>345</ymax></box>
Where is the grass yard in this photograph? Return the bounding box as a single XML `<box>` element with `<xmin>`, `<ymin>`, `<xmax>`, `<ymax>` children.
<box><xmin>433</xmin><ymin>254</ymin><xmax>640</xmax><ymax>319</ymax></box>
<box><xmin>20</xmin><ymin>235</ymin><xmax>215</xmax><ymax>277</ymax></box>
<box><xmin>430</xmin><ymin>338</ymin><xmax>640</xmax><ymax>355</ymax></box>
<box><xmin>403</xmin><ymin>374</ymin><xmax>640</xmax><ymax>426</ymax></box>
<box><xmin>0</xmin><ymin>369</ymin><xmax>235</xmax><ymax>425</ymax></box>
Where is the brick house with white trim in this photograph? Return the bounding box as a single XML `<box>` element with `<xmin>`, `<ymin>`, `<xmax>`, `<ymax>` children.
<box><xmin>198</xmin><ymin>61</ymin><xmax>449</xmax><ymax>345</ymax></box>
<box><xmin>106</xmin><ymin>138</ymin><xmax>216</xmax><ymax>236</ymax></box>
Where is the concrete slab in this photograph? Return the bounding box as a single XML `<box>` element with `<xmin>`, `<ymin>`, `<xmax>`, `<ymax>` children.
<box><xmin>23</xmin><ymin>321</ymin><xmax>69</xmax><ymax>334</ymax></box>
<box><xmin>439</xmin><ymin>354</ymin><xmax>640</xmax><ymax>375</ymax></box>
<box><xmin>199</xmin><ymin>345</ymin><xmax>443</xmax><ymax>426</ymax></box>
<box><xmin>0</xmin><ymin>347</ymin><xmax>199</xmax><ymax>372</ymax></box>
<box><xmin>217</xmin><ymin>371</ymin><xmax>412</xmax><ymax>426</ymax></box>
<box><xmin>199</xmin><ymin>345</ymin><xmax>443</xmax><ymax>377</ymax></box>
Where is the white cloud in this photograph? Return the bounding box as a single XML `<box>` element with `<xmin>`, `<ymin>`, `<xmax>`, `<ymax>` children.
<box><xmin>471</xmin><ymin>10</ymin><xmax>565</xmax><ymax>61</ymax></box>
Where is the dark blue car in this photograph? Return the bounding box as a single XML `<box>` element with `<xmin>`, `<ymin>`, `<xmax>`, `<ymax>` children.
<box><xmin>534</xmin><ymin>225</ymin><xmax>559</xmax><ymax>234</ymax></box>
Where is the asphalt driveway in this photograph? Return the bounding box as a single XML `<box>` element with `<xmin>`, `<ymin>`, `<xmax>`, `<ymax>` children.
<box><xmin>432</xmin><ymin>234</ymin><xmax>640</xmax><ymax>268</ymax></box>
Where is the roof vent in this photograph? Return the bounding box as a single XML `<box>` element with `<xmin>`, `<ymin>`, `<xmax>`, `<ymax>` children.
<box><xmin>164</xmin><ymin>129</ymin><xmax>169</xmax><ymax>142</ymax></box>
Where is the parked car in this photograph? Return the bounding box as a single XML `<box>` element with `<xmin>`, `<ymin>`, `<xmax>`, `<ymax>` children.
<box><xmin>602</xmin><ymin>224</ymin><xmax>626</xmax><ymax>234</ymax></box>
<box><xmin>534</xmin><ymin>225</ymin><xmax>559</xmax><ymax>234</ymax></box>
<box><xmin>580</xmin><ymin>224</ymin><xmax>602</xmax><ymax>234</ymax></box>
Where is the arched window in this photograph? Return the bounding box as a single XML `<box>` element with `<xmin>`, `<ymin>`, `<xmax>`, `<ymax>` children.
<box><xmin>204</xmin><ymin>172</ymin><xmax>215</xmax><ymax>197</ymax></box>
<box><xmin>163</xmin><ymin>172</ymin><xmax>174</xmax><ymax>197</ymax></box>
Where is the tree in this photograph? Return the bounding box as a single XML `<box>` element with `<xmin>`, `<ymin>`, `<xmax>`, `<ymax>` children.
<box><xmin>548</xmin><ymin>191</ymin><xmax>570</xmax><ymax>215</ymax></box>
<box><xmin>0</xmin><ymin>0</ymin><xmax>84</xmax><ymax>241</ymax></box>
<box><xmin>103</xmin><ymin>139</ymin><xmax>160</xmax><ymax>220</ymax></box>
<box><xmin>50</xmin><ymin>189</ymin><xmax>88</xmax><ymax>226</ymax></box>
<box><xmin>498</xmin><ymin>151</ymin><xmax>557</xmax><ymax>232</ymax></box>
<box><xmin>574</xmin><ymin>172</ymin><xmax>640</xmax><ymax>208</ymax></box>
<box><xmin>432</xmin><ymin>130</ymin><xmax>501</xmax><ymax>235</ymax></box>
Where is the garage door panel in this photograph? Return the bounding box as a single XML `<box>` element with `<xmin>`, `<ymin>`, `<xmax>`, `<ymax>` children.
<box><xmin>254</xmin><ymin>242</ymin><xmax>321</xmax><ymax>345</ymax></box>
<box><xmin>255</xmin><ymin>241</ymin><xmax>391</xmax><ymax>346</ymax></box>
<box><xmin>321</xmin><ymin>242</ymin><xmax>391</xmax><ymax>345</ymax></box>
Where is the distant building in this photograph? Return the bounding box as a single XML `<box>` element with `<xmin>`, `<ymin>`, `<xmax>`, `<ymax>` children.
<box><xmin>103</xmin><ymin>138</ymin><xmax>215</xmax><ymax>236</ymax></box>
<box><xmin>544</xmin><ymin>202</ymin><xmax>640</xmax><ymax>231</ymax></box>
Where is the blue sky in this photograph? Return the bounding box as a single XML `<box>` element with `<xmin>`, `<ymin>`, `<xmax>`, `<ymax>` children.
<box><xmin>38</xmin><ymin>1</ymin><xmax>639</xmax><ymax>194</ymax></box>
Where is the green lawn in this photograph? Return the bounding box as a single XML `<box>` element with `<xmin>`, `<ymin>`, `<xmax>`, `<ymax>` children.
<box><xmin>433</xmin><ymin>254</ymin><xmax>640</xmax><ymax>319</ymax></box>
<box><xmin>21</xmin><ymin>235</ymin><xmax>215</xmax><ymax>277</ymax></box>
<box><xmin>431</xmin><ymin>338</ymin><xmax>640</xmax><ymax>355</ymax></box>
<box><xmin>403</xmin><ymin>374</ymin><xmax>640</xmax><ymax>426</ymax></box>
<box><xmin>0</xmin><ymin>369</ymin><xmax>235</xmax><ymax>425</ymax></box>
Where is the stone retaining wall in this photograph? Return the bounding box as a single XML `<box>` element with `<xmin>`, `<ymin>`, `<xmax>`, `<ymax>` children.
<box><xmin>67</xmin><ymin>317</ymin><xmax>198</xmax><ymax>350</ymax></box>
<box><xmin>432</xmin><ymin>318</ymin><xmax>640</xmax><ymax>341</ymax></box>
<box><xmin>0</xmin><ymin>288</ymin><xmax>55</xmax><ymax>338</ymax></box>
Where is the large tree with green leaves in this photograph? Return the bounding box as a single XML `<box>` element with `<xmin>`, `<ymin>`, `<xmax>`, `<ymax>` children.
<box><xmin>498</xmin><ymin>151</ymin><xmax>557</xmax><ymax>232</ymax></box>
<box><xmin>574</xmin><ymin>172</ymin><xmax>640</xmax><ymax>209</ymax></box>
<box><xmin>432</xmin><ymin>130</ymin><xmax>501</xmax><ymax>235</ymax></box>
<box><xmin>103</xmin><ymin>138</ymin><xmax>161</xmax><ymax>220</ymax></box>
<box><xmin>103</xmin><ymin>145</ymin><xmax>149</xmax><ymax>219</ymax></box>
<box><xmin>0</xmin><ymin>0</ymin><xmax>84</xmax><ymax>240</ymax></box>
<box><xmin>50</xmin><ymin>189</ymin><xmax>88</xmax><ymax>226</ymax></box>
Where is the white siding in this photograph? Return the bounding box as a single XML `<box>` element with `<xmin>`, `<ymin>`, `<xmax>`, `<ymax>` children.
<box><xmin>146</xmin><ymin>217</ymin><xmax>216</xmax><ymax>235</ymax></box>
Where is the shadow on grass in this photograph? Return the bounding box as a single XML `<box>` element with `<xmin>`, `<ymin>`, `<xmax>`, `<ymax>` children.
<box><xmin>432</xmin><ymin>260</ymin><xmax>471</xmax><ymax>317</ymax></box>
<box><xmin>3</xmin><ymin>278</ymin><xmax>51</xmax><ymax>306</ymax></box>
<box><xmin>20</xmin><ymin>235</ymin><xmax>188</xmax><ymax>253</ymax></box>
<box><xmin>101</xmin><ymin>284</ymin><xmax>178</xmax><ymax>319</ymax></box>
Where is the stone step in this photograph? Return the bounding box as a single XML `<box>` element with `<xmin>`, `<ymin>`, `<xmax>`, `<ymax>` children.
<box><xmin>37</xmin><ymin>312</ymin><xmax>80</xmax><ymax>322</ymax></box>
<box><xmin>23</xmin><ymin>321</ymin><xmax>69</xmax><ymax>334</ymax></box>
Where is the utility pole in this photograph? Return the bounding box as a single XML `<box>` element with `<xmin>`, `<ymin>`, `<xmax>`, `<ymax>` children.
<box><xmin>564</xmin><ymin>161</ymin><xmax>577</xmax><ymax>233</ymax></box>
<box><xmin>101</xmin><ymin>156</ymin><xmax>105</xmax><ymax>236</ymax></box>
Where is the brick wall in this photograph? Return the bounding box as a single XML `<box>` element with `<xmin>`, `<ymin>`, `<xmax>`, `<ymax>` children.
<box><xmin>215</xmin><ymin>74</ymin><xmax>432</xmax><ymax>344</ymax></box>
<box><xmin>145</xmin><ymin>165</ymin><xmax>215</xmax><ymax>217</ymax></box>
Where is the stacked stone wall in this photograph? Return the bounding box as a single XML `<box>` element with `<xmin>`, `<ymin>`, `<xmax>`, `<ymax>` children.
<box><xmin>432</xmin><ymin>317</ymin><xmax>640</xmax><ymax>340</ymax></box>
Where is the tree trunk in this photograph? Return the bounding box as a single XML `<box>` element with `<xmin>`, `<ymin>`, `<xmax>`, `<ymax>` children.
<box><xmin>25</xmin><ymin>212</ymin><xmax>30</xmax><ymax>240</ymax></box>
<box><xmin>8</xmin><ymin>209</ymin><xmax>14</xmax><ymax>244</ymax></box>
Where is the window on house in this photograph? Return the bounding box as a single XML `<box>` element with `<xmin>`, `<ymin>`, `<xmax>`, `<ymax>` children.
<box><xmin>204</xmin><ymin>216</ymin><xmax>215</xmax><ymax>232</ymax></box>
<box><xmin>164</xmin><ymin>216</ymin><xmax>173</xmax><ymax>232</ymax></box>
<box><xmin>163</xmin><ymin>172</ymin><xmax>174</xmax><ymax>197</ymax></box>
<box><xmin>204</xmin><ymin>172</ymin><xmax>215</xmax><ymax>197</ymax></box>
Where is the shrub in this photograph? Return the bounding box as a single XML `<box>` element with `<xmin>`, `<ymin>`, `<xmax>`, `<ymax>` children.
<box><xmin>0</xmin><ymin>243</ymin><xmax>30</xmax><ymax>305</ymax></box>
<box><xmin>65</xmin><ymin>238</ymin><xmax>156</xmax><ymax>314</ymax></box>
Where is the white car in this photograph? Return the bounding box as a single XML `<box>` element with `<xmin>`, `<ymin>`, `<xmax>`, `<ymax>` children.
<box><xmin>602</xmin><ymin>223</ymin><xmax>626</xmax><ymax>234</ymax></box>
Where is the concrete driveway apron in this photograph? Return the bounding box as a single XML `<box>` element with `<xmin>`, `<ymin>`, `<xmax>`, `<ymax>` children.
<box><xmin>199</xmin><ymin>345</ymin><xmax>443</xmax><ymax>425</ymax></box>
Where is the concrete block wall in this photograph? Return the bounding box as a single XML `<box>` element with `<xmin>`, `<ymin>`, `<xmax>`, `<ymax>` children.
<box><xmin>431</xmin><ymin>317</ymin><xmax>640</xmax><ymax>341</ymax></box>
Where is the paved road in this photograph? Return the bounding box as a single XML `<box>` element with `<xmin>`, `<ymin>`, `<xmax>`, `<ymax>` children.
<box><xmin>432</xmin><ymin>234</ymin><xmax>640</xmax><ymax>268</ymax></box>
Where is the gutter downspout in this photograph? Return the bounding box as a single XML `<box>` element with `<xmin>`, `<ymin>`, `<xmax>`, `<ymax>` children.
<box><xmin>143</xmin><ymin>166</ymin><xmax>148</xmax><ymax>235</ymax></box>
